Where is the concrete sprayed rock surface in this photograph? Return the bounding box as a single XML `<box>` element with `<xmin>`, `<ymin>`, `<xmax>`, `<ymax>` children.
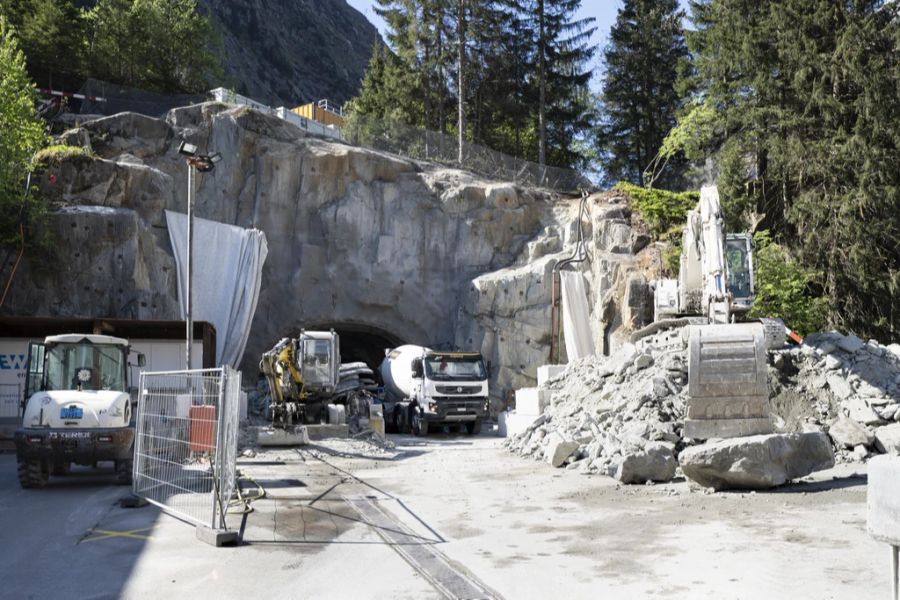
<box><xmin>2</xmin><ymin>104</ymin><xmax>661</xmax><ymax>405</ymax></box>
<box><xmin>678</xmin><ymin>432</ymin><xmax>835</xmax><ymax>490</ymax></box>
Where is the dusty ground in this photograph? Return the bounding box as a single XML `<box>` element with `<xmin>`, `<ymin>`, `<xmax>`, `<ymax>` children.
<box><xmin>0</xmin><ymin>431</ymin><xmax>886</xmax><ymax>599</ymax></box>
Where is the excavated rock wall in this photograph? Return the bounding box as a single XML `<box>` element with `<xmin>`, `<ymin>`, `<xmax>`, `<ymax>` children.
<box><xmin>2</xmin><ymin>104</ymin><xmax>657</xmax><ymax>404</ymax></box>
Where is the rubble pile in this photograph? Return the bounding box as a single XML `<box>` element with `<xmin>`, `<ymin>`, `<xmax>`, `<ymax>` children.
<box><xmin>770</xmin><ymin>331</ymin><xmax>900</xmax><ymax>461</ymax></box>
<box><xmin>506</xmin><ymin>327</ymin><xmax>900</xmax><ymax>485</ymax></box>
<box><xmin>505</xmin><ymin>327</ymin><xmax>689</xmax><ymax>482</ymax></box>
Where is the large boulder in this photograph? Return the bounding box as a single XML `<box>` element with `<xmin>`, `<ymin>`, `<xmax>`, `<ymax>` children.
<box><xmin>679</xmin><ymin>432</ymin><xmax>835</xmax><ymax>491</ymax></box>
<box><xmin>546</xmin><ymin>433</ymin><xmax>579</xmax><ymax>468</ymax></box>
<box><xmin>615</xmin><ymin>442</ymin><xmax>677</xmax><ymax>484</ymax></box>
<box><xmin>828</xmin><ymin>416</ymin><xmax>874</xmax><ymax>449</ymax></box>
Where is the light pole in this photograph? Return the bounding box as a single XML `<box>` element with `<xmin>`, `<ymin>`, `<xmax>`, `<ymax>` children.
<box><xmin>178</xmin><ymin>141</ymin><xmax>221</xmax><ymax>370</ymax></box>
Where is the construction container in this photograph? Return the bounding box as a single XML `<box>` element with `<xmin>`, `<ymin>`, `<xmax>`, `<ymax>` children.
<box><xmin>292</xmin><ymin>99</ymin><xmax>345</xmax><ymax>127</ymax></box>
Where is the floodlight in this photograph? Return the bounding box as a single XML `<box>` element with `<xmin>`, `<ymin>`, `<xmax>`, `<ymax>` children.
<box><xmin>178</xmin><ymin>141</ymin><xmax>198</xmax><ymax>156</ymax></box>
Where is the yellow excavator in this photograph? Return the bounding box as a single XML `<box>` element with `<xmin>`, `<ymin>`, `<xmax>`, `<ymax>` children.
<box><xmin>259</xmin><ymin>331</ymin><xmax>340</xmax><ymax>427</ymax></box>
<box><xmin>259</xmin><ymin>330</ymin><xmax>376</xmax><ymax>428</ymax></box>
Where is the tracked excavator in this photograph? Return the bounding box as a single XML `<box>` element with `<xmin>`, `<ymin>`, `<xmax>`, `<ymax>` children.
<box><xmin>641</xmin><ymin>185</ymin><xmax>784</xmax><ymax>440</ymax></box>
<box><xmin>258</xmin><ymin>331</ymin><xmax>376</xmax><ymax>428</ymax></box>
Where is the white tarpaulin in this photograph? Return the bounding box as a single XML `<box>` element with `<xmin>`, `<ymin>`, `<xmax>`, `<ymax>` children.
<box><xmin>560</xmin><ymin>270</ymin><xmax>595</xmax><ymax>361</ymax></box>
<box><xmin>166</xmin><ymin>211</ymin><xmax>268</xmax><ymax>368</ymax></box>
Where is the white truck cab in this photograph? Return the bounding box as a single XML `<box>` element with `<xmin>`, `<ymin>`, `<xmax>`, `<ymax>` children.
<box><xmin>14</xmin><ymin>334</ymin><xmax>144</xmax><ymax>488</ymax></box>
<box><xmin>380</xmin><ymin>346</ymin><xmax>490</xmax><ymax>436</ymax></box>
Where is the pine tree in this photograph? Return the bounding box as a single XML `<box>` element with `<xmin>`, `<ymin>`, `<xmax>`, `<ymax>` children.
<box><xmin>676</xmin><ymin>0</ymin><xmax>900</xmax><ymax>339</ymax></box>
<box><xmin>0</xmin><ymin>15</ymin><xmax>47</xmax><ymax>246</ymax></box>
<box><xmin>597</xmin><ymin>0</ymin><xmax>689</xmax><ymax>188</ymax></box>
<box><xmin>523</xmin><ymin>0</ymin><xmax>595</xmax><ymax>167</ymax></box>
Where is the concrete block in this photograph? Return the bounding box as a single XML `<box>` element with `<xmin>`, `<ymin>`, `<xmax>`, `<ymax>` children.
<box><xmin>516</xmin><ymin>387</ymin><xmax>550</xmax><ymax>416</ymax></box>
<box><xmin>537</xmin><ymin>364</ymin><xmax>566</xmax><ymax>387</ymax></box>
<box><xmin>505</xmin><ymin>412</ymin><xmax>542</xmax><ymax>438</ymax></box>
<box><xmin>868</xmin><ymin>455</ymin><xmax>900</xmax><ymax>544</ymax></box>
<box><xmin>256</xmin><ymin>426</ymin><xmax>309</xmax><ymax>446</ymax></box>
<box><xmin>196</xmin><ymin>525</ymin><xmax>239</xmax><ymax>547</ymax></box>
<box><xmin>498</xmin><ymin>411</ymin><xmax>508</xmax><ymax>437</ymax></box>
<box><xmin>369</xmin><ymin>416</ymin><xmax>385</xmax><ymax>438</ymax></box>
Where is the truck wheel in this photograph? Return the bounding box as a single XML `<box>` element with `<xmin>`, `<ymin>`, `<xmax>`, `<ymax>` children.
<box><xmin>17</xmin><ymin>459</ymin><xmax>49</xmax><ymax>489</ymax></box>
<box><xmin>115</xmin><ymin>459</ymin><xmax>133</xmax><ymax>486</ymax></box>
<box><xmin>466</xmin><ymin>420</ymin><xmax>482</xmax><ymax>435</ymax></box>
<box><xmin>51</xmin><ymin>462</ymin><xmax>71</xmax><ymax>476</ymax></box>
<box><xmin>412</xmin><ymin>410</ymin><xmax>429</xmax><ymax>437</ymax></box>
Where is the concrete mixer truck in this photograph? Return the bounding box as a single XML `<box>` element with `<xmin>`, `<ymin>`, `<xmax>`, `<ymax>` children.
<box><xmin>379</xmin><ymin>345</ymin><xmax>489</xmax><ymax>436</ymax></box>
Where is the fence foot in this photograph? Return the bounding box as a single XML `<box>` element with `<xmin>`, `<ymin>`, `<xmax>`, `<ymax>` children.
<box><xmin>120</xmin><ymin>494</ymin><xmax>149</xmax><ymax>508</ymax></box>
<box><xmin>196</xmin><ymin>526</ymin><xmax>239</xmax><ymax>547</ymax></box>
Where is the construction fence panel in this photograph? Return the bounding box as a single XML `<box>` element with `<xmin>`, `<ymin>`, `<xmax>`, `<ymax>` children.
<box><xmin>133</xmin><ymin>367</ymin><xmax>241</xmax><ymax>530</ymax></box>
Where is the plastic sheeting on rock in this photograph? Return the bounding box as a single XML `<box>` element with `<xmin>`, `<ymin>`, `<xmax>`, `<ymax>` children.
<box><xmin>166</xmin><ymin>210</ymin><xmax>268</xmax><ymax>368</ymax></box>
<box><xmin>560</xmin><ymin>269</ymin><xmax>595</xmax><ymax>361</ymax></box>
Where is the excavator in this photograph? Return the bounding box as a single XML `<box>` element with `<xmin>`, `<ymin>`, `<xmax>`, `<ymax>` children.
<box><xmin>643</xmin><ymin>185</ymin><xmax>786</xmax><ymax>440</ymax></box>
<box><xmin>259</xmin><ymin>330</ymin><xmax>376</xmax><ymax>428</ymax></box>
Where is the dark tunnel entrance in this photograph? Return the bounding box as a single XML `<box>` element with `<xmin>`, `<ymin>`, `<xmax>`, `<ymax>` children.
<box><xmin>308</xmin><ymin>323</ymin><xmax>405</xmax><ymax>381</ymax></box>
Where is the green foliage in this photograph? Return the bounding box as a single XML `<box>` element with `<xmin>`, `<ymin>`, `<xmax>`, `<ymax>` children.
<box><xmin>748</xmin><ymin>231</ymin><xmax>827</xmax><ymax>336</ymax></box>
<box><xmin>681</xmin><ymin>0</ymin><xmax>900</xmax><ymax>340</ymax></box>
<box><xmin>352</xmin><ymin>0</ymin><xmax>595</xmax><ymax>170</ymax></box>
<box><xmin>615</xmin><ymin>181</ymin><xmax>697</xmax><ymax>239</ymax></box>
<box><xmin>86</xmin><ymin>0</ymin><xmax>221</xmax><ymax>93</ymax></box>
<box><xmin>0</xmin><ymin>0</ymin><xmax>221</xmax><ymax>94</ymax></box>
<box><xmin>33</xmin><ymin>143</ymin><xmax>91</xmax><ymax>165</ymax></box>
<box><xmin>0</xmin><ymin>15</ymin><xmax>47</xmax><ymax>246</ymax></box>
<box><xmin>597</xmin><ymin>0</ymin><xmax>689</xmax><ymax>188</ymax></box>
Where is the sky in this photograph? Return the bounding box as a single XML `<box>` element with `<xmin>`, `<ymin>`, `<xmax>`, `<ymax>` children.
<box><xmin>343</xmin><ymin>0</ymin><xmax>691</xmax><ymax>91</ymax></box>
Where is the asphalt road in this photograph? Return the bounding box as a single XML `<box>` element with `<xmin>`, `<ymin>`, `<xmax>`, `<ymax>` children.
<box><xmin>0</xmin><ymin>432</ymin><xmax>888</xmax><ymax>599</ymax></box>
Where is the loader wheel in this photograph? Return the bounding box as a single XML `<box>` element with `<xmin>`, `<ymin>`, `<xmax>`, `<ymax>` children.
<box><xmin>115</xmin><ymin>459</ymin><xmax>133</xmax><ymax>486</ymax></box>
<box><xmin>412</xmin><ymin>410</ymin><xmax>429</xmax><ymax>437</ymax></box>
<box><xmin>51</xmin><ymin>461</ymin><xmax>71</xmax><ymax>476</ymax></box>
<box><xmin>18</xmin><ymin>459</ymin><xmax>49</xmax><ymax>489</ymax></box>
<box><xmin>466</xmin><ymin>420</ymin><xmax>482</xmax><ymax>436</ymax></box>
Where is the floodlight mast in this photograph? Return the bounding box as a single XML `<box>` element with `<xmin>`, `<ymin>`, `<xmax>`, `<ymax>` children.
<box><xmin>178</xmin><ymin>141</ymin><xmax>221</xmax><ymax>369</ymax></box>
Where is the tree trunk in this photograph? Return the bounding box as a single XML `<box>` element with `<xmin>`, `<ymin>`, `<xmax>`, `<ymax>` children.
<box><xmin>538</xmin><ymin>0</ymin><xmax>546</xmax><ymax>166</ymax></box>
<box><xmin>457</xmin><ymin>0</ymin><xmax>466</xmax><ymax>165</ymax></box>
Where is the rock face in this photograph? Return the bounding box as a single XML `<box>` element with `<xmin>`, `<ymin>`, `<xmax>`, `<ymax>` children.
<box><xmin>678</xmin><ymin>432</ymin><xmax>835</xmax><ymax>491</ymax></box>
<box><xmin>1</xmin><ymin>103</ymin><xmax>658</xmax><ymax>406</ymax></box>
<box><xmin>198</xmin><ymin>0</ymin><xmax>379</xmax><ymax>106</ymax></box>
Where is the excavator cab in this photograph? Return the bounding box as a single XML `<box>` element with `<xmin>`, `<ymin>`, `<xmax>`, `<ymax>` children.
<box><xmin>725</xmin><ymin>234</ymin><xmax>754</xmax><ymax>315</ymax></box>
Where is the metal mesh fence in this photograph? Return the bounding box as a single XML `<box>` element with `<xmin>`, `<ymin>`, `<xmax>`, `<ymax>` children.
<box><xmin>344</xmin><ymin>115</ymin><xmax>591</xmax><ymax>193</ymax></box>
<box><xmin>78</xmin><ymin>78</ymin><xmax>205</xmax><ymax>118</ymax></box>
<box><xmin>133</xmin><ymin>367</ymin><xmax>241</xmax><ymax>530</ymax></box>
<box><xmin>64</xmin><ymin>79</ymin><xmax>587</xmax><ymax>192</ymax></box>
<box><xmin>0</xmin><ymin>383</ymin><xmax>21</xmax><ymax>419</ymax></box>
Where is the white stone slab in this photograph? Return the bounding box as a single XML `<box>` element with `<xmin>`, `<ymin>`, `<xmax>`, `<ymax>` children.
<box><xmin>504</xmin><ymin>412</ymin><xmax>542</xmax><ymax>438</ymax></box>
<box><xmin>516</xmin><ymin>387</ymin><xmax>550</xmax><ymax>416</ymax></box>
<box><xmin>868</xmin><ymin>455</ymin><xmax>900</xmax><ymax>544</ymax></box>
<box><xmin>537</xmin><ymin>364</ymin><xmax>566</xmax><ymax>387</ymax></box>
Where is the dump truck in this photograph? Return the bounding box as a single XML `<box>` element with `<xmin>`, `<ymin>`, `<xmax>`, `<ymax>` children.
<box><xmin>14</xmin><ymin>334</ymin><xmax>145</xmax><ymax>488</ymax></box>
<box><xmin>379</xmin><ymin>345</ymin><xmax>489</xmax><ymax>436</ymax></box>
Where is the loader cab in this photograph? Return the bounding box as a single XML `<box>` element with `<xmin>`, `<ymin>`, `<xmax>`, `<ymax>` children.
<box><xmin>725</xmin><ymin>234</ymin><xmax>755</xmax><ymax>314</ymax></box>
<box><xmin>24</xmin><ymin>335</ymin><xmax>132</xmax><ymax>401</ymax></box>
